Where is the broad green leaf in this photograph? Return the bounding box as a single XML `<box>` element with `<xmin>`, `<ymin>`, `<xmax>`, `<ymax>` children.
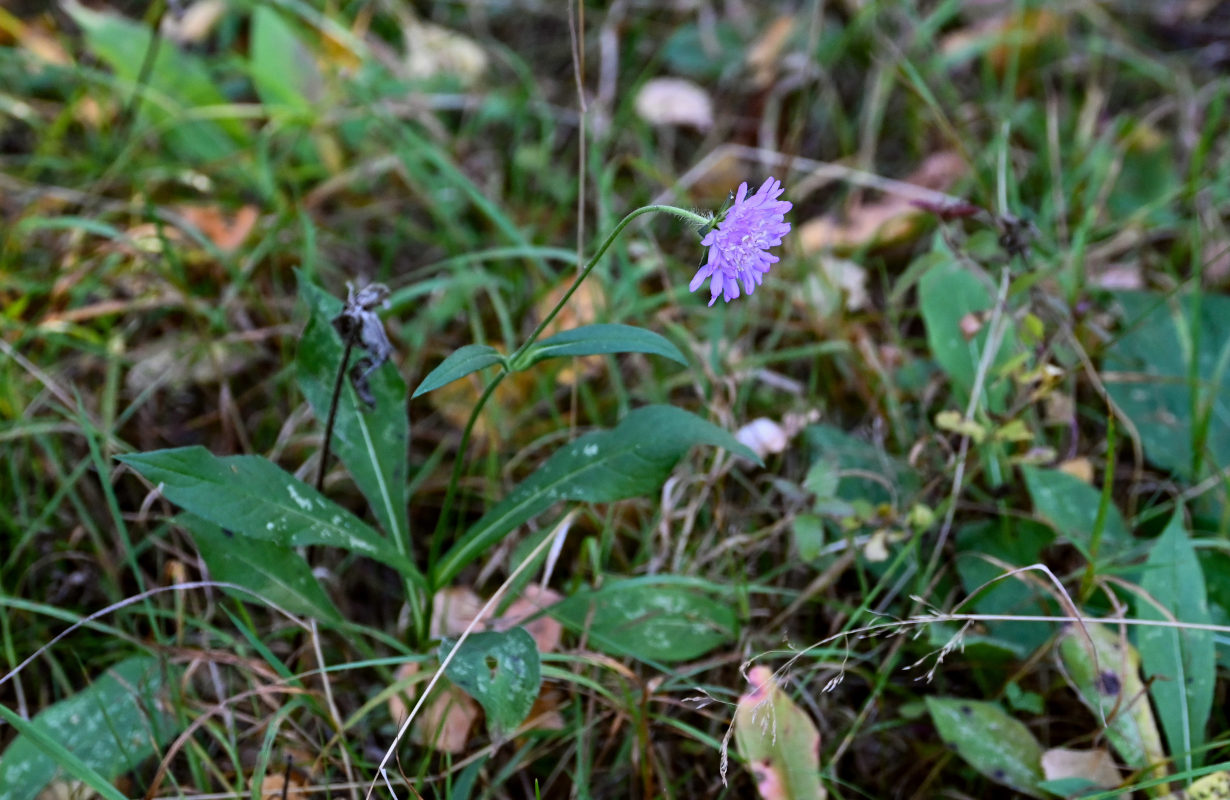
<box><xmin>1136</xmin><ymin>509</ymin><xmax>1214</xmax><ymax>772</ymax></box>
<box><xmin>734</xmin><ymin>666</ymin><xmax>826</xmax><ymax>800</ymax></box>
<box><xmin>117</xmin><ymin>447</ymin><xmax>421</xmax><ymax>583</ymax></box>
<box><xmin>413</xmin><ymin>344</ymin><xmax>505</xmax><ymax>398</ymax></box>
<box><xmin>918</xmin><ymin>254</ymin><xmax>1019</xmax><ymax>413</ymax></box>
<box><xmin>441</xmin><ymin>628</ymin><xmax>541</xmax><ymax>740</ymax></box>
<box><xmin>1022</xmin><ymin>465</ymin><xmax>1130</xmax><ymax>555</ymax></box>
<box><xmin>519</xmin><ymin>324</ymin><xmax>686</xmax><ymax>369</ymax></box>
<box><xmin>434</xmin><ymin>405</ymin><xmax>759</xmax><ymax>587</ymax></box>
<box><xmin>0</xmin><ymin>656</ymin><xmax>178</xmax><ymax>800</ymax></box>
<box><xmin>250</xmin><ymin>6</ymin><xmax>320</xmax><ymax>112</ymax></box>
<box><xmin>181</xmin><ymin>514</ymin><xmax>342</xmax><ymax>623</ymax></box>
<box><xmin>803</xmin><ymin>424</ymin><xmax>917</xmax><ymax>508</ymax></box>
<box><xmin>549</xmin><ymin>578</ymin><xmax>737</xmax><ymax>663</ymax></box>
<box><xmin>792</xmin><ymin>514</ymin><xmax>826</xmax><ymax>561</ymax></box>
<box><xmin>1103</xmin><ymin>291</ymin><xmax>1230</xmax><ymax>480</ymax></box>
<box><xmin>65</xmin><ymin>3</ymin><xmax>245</xmax><ymax>162</ymax></box>
<box><xmin>1057</xmin><ymin>622</ymin><xmax>1168</xmax><ymax>787</ymax></box>
<box><xmin>955</xmin><ymin>519</ymin><xmax>1056</xmax><ymax>658</ymax></box>
<box><xmin>925</xmin><ymin>697</ymin><xmax>1044</xmax><ymax>798</ymax></box>
<box><xmin>296</xmin><ymin>276</ymin><xmax>409</xmax><ymax>541</ymax></box>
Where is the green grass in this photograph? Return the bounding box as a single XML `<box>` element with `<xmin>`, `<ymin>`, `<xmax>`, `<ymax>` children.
<box><xmin>3</xmin><ymin>1</ymin><xmax>1230</xmax><ymax>798</ymax></box>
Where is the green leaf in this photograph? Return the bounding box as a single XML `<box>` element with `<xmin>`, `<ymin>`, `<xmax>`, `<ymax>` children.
<box><xmin>519</xmin><ymin>324</ymin><xmax>687</xmax><ymax>369</ymax></box>
<box><xmin>1056</xmin><ymin>622</ymin><xmax>1167</xmax><ymax>783</ymax></box>
<box><xmin>918</xmin><ymin>254</ymin><xmax>1019</xmax><ymax>413</ymax></box>
<box><xmin>734</xmin><ymin>666</ymin><xmax>825</xmax><ymax>800</ymax></box>
<box><xmin>549</xmin><ymin>578</ymin><xmax>736</xmax><ymax>663</ymax></box>
<box><xmin>792</xmin><ymin>514</ymin><xmax>826</xmax><ymax>561</ymax></box>
<box><xmin>434</xmin><ymin>405</ymin><xmax>759</xmax><ymax>587</ymax></box>
<box><xmin>441</xmin><ymin>628</ymin><xmax>541</xmax><ymax>740</ymax></box>
<box><xmin>1103</xmin><ymin>291</ymin><xmax>1230</xmax><ymax>480</ymax></box>
<box><xmin>296</xmin><ymin>276</ymin><xmax>409</xmax><ymax>541</ymax></box>
<box><xmin>118</xmin><ymin>447</ymin><xmax>422</xmax><ymax>583</ymax></box>
<box><xmin>1022</xmin><ymin>465</ymin><xmax>1130</xmax><ymax>555</ymax></box>
<box><xmin>65</xmin><ymin>4</ymin><xmax>245</xmax><ymax>163</ymax></box>
<box><xmin>1136</xmin><ymin>509</ymin><xmax>1215</xmax><ymax>771</ymax></box>
<box><xmin>412</xmin><ymin>344</ymin><xmax>505</xmax><ymax>398</ymax></box>
<box><xmin>250</xmin><ymin>7</ymin><xmax>320</xmax><ymax>112</ymax></box>
<box><xmin>955</xmin><ymin>519</ymin><xmax>1056</xmax><ymax>658</ymax></box>
<box><xmin>181</xmin><ymin>514</ymin><xmax>342</xmax><ymax>623</ymax></box>
<box><xmin>0</xmin><ymin>656</ymin><xmax>178</xmax><ymax>800</ymax></box>
<box><xmin>803</xmin><ymin>424</ymin><xmax>917</xmax><ymax>508</ymax></box>
<box><xmin>925</xmin><ymin>697</ymin><xmax>1044</xmax><ymax>798</ymax></box>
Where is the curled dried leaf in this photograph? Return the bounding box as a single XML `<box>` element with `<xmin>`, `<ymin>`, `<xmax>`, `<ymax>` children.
<box><xmin>332</xmin><ymin>282</ymin><xmax>392</xmax><ymax>407</ymax></box>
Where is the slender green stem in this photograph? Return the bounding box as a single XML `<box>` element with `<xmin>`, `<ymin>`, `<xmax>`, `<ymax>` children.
<box><xmin>428</xmin><ymin>373</ymin><xmax>507</xmax><ymax>574</ymax></box>
<box><xmin>427</xmin><ymin>204</ymin><xmax>707</xmax><ymax>587</ymax></box>
<box><xmin>508</xmin><ymin>205</ymin><xmax>707</xmax><ymax>368</ymax></box>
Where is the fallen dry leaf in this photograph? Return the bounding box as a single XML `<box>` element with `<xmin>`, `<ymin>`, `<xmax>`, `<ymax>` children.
<box><xmin>161</xmin><ymin>0</ymin><xmax>229</xmax><ymax>44</ymax></box>
<box><xmin>535</xmin><ymin>276</ymin><xmax>608</xmax><ymax>386</ymax></box>
<box><xmin>747</xmin><ymin>16</ymin><xmax>797</xmax><ymax>88</ymax></box>
<box><xmin>1057</xmin><ymin>457</ymin><xmax>1094</xmax><ymax>484</ymax></box>
<box><xmin>1040</xmin><ymin>747</ymin><xmax>1122</xmax><ymax>793</ymax></box>
<box><xmin>431</xmin><ymin>584</ymin><xmax>563</xmax><ymax>654</ymax></box>
<box><xmin>390</xmin><ymin>661</ymin><xmax>481</xmax><ymax>754</ymax></box>
<box><xmin>426</xmin><ymin>361</ymin><xmax>536</xmax><ymax>442</ymax></box>
<box><xmin>403</xmin><ymin>18</ymin><xmax>487</xmax><ymax>87</ymax></box>
<box><xmin>634</xmin><ymin>77</ymin><xmax>714</xmax><ymax>130</ymax></box>
<box><xmin>798</xmin><ymin>152</ymin><xmax>968</xmax><ymax>254</ymax></box>
<box><xmin>177</xmin><ymin>204</ymin><xmax>259</xmax><ymax>253</ymax></box>
<box><xmin>257</xmin><ymin>771</ymin><xmax>311</xmax><ymax>799</ymax></box>
<box><xmin>0</xmin><ymin>10</ymin><xmax>71</xmax><ymax>66</ymax></box>
<box><xmin>736</xmin><ymin>418</ymin><xmax>789</xmax><ymax>460</ymax></box>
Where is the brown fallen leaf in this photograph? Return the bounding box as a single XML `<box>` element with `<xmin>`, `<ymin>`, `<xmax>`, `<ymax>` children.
<box><xmin>177</xmin><ymin>204</ymin><xmax>260</xmax><ymax>253</ymax></box>
<box><xmin>747</xmin><ymin>16</ymin><xmax>797</xmax><ymax>88</ymax></box>
<box><xmin>257</xmin><ymin>771</ymin><xmax>311</xmax><ymax>798</ymax></box>
<box><xmin>1040</xmin><ymin>747</ymin><xmax>1122</xmax><ymax>795</ymax></box>
<box><xmin>1057</xmin><ymin>457</ymin><xmax>1094</xmax><ymax>484</ymax></box>
<box><xmin>431</xmin><ymin>584</ymin><xmax>563</xmax><ymax>654</ymax></box>
<box><xmin>390</xmin><ymin>661</ymin><xmax>481</xmax><ymax>755</ymax></box>
<box><xmin>798</xmin><ymin>152</ymin><xmax>968</xmax><ymax>254</ymax></box>
<box><xmin>535</xmin><ymin>276</ymin><xmax>606</xmax><ymax>386</ymax></box>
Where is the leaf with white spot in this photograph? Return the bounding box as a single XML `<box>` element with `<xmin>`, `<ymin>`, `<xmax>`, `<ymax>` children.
<box><xmin>433</xmin><ymin>405</ymin><xmax>758</xmax><ymax>588</ymax></box>
<box><xmin>0</xmin><ymin>656</ymin><xmax>178</xmax><ymax>800</ymax></box>
<box><xmin>118</xmin><ymin>447</ymin><xmax>423</xmax><ymax>585</ymax></box>
<box><xmin>549</xmin><ymin>578</ymin><xmax>736</xmax><ymax>663</ymax></box>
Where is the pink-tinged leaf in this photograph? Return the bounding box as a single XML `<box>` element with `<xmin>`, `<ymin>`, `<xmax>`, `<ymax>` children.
<box><xmin>733</xmin><ymin>666</ymin><xmax>825</xmax><ymax>800</ymax></box>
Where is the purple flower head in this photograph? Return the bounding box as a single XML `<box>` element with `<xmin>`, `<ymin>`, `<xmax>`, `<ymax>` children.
<box><xmin>690</xmin><ymin>177</ymin><xmax>792</xmax><ymax>306</ymax></box>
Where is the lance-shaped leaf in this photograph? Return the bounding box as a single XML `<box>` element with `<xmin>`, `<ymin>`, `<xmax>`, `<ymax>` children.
<box><xmin>413</xmin><ymin>344</ymin><xmax>505</xmax><ymax>398</ymax></box>
<box><xmin>118</xmin><ymin>447</ymin><xmax>422</xmax><ymax>584</ymax></box>
<box><xmin>517</xmin><ymin>324</ymin><xmax>686</xmax><ymax>369</ymax></box>
<box><xmin>433</xmin><ymin>405</ymin><xmax>759</xmax><ymax>588</ymax></box>
<box><xmin>1136</xmin><ymin>509</ymin><xmax>1214</xmax><ymax>773</ymax></box>
<box><xmin>0</xmin><ymin>656</ymin><xmax>178</xmax><ymax>800</ymax></box>
<box><xmin>182</xmin><ymin>514</ymin><xmax>342</xmax><ymax>623</ymax></box>
<box><xmin>297</xmin><ymin>275</ymin><xmax>408</xmax><ymax>540</ymax></box>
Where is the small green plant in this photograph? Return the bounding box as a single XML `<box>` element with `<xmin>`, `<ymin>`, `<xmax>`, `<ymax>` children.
<box><xmin>114</xmin><ymin>177</ymin><xmax>789</xmax><ymax>753</ymax></box>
